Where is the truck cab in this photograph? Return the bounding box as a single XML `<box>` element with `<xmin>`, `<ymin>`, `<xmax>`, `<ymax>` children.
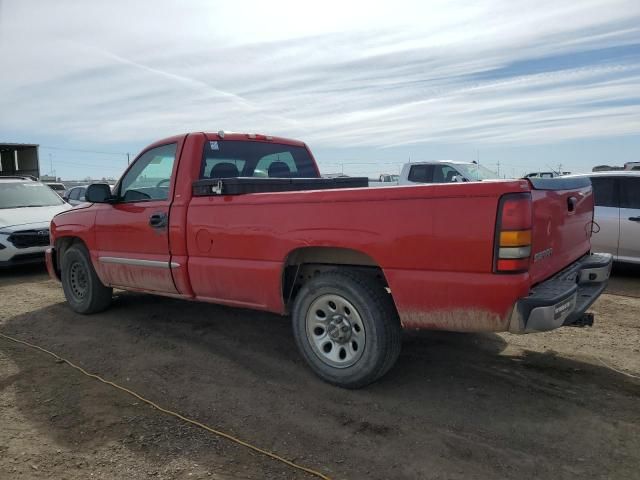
<box><xmin>398</xmin><ymin>160</ymin><xmax>499</xmax><ymax>185</ymax></box>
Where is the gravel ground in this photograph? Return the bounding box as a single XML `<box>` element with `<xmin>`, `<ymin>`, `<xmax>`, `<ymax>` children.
<box><xmin>1</xmin><ymin>264</ymin><xmax>639</xmax><ymax>479</ymax></box>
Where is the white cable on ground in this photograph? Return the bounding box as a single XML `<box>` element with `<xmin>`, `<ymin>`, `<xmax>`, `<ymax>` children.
<box><xmin>0</xmin><ymin>332</ymin><xmax>332</xmax><ymax>480</ymax></box>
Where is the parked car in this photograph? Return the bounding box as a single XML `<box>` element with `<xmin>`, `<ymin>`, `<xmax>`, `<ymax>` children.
<box><xmin>45</xmin><ymin>182</ymin><xmax>67</xmax><ymax>197</ymax></box>
<box><xmin>568</xmin><ymin>172</ymin><xmax>640</xmax><ymax>264</ymax></box>
<box><xmin>64</xmin><ymin>184</ymin><xmax>115</xmax><ymax>206</ymax></box>
<box><xmin>0</xmin><ymin>176</ymin><xmax>71</xmax><ymax>267</ymax></box>
<box><xmin>368</xmin><ymin>173</ymin><xmax>399</xmax><ymax>188</ymax></box>
<box><xmin>524</xmin><ymin>171</ymin><xmax>571</xmax><ymax>178</ymax></box>
<box><xmin>63</xmin><ymin>185</ymin><xmax>88</xmax><ymax>206</ymax></box>
<box><xmin>379</xmin><ymin>174</ymin><xmax>399</xmax><ymax>183</ymax></box>
<box><xmin>398</xmin><ymin>160</ymin><xmax>499</xmax><ymax>185</ymax></box>
<box><xmin>46</xmin><ymin>132</ymin><xmax>611</xmax><ymax>388</ymax></box>
<box><xmin>624</xmin><ymin>161</ymin><xmax>640</xmax><ymax>171</ymax></box>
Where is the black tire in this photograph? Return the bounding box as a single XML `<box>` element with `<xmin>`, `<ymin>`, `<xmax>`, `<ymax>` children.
<box><xmin>61</xmin><ymin>244</ymin><xmax>112</xmax><ymax>314</ymax></box>
<box><xmin>292</xmin><ymin>270</ymin><xmax>402</xmax><ymax>388</ymax></box>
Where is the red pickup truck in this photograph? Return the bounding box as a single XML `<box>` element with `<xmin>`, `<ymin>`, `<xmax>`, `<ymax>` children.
<box><xmin>46</xmin><ymin>132</ymin><xmax>612</xmax><ymax>388</ymax></box>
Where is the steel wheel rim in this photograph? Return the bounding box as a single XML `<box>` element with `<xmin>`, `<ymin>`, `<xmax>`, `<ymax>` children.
<box><xmin>305</xmin><ymin>294</ymin><xmax>366</xmax><ymax>368</ymax></box>
<box><xmin>69</xmin><ymin>261</ymin><xmax>88</xmax><ymax>300</ymax></box>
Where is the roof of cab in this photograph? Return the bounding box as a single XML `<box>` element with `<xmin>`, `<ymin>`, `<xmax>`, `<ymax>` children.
<box><xmin>145</xmin><ymin>132</ymin><xmax>307</xmax><ymax>151</ymax></box>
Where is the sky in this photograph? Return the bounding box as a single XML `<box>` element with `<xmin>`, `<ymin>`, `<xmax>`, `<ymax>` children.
<box><xmin>0</xmin><ymin>0</ymin><xmax>639</xmax><ymax>179</ymax></box>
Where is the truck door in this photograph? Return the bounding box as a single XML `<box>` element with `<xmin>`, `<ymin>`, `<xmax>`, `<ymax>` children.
<box><xmin>94</xmin><ymin>143</ymin><xmax>179</xmax><ymax>293</ymax></box>
<box><xmin>589</xmin><ymin>176</ymin><xmax>620</xmax><ymax>259</ymax></box>
<box><xmin>618</xmin><ymin>176</ymin><xmax>640</xmax><ymax>262</ymax></box>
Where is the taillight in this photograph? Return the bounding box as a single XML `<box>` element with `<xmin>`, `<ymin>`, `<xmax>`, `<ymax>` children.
<box><xmin>494</xmin><ymin>193</ymin><xmax>532</xmax><ymax>273</ymax></box>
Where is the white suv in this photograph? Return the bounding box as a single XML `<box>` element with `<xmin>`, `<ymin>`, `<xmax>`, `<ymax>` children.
<box><xmin>0</xmin><ymin>177</ymin><xmax>71</xmax><ymax>268</ymax></box>
<box><xmin>567</xmin><ymin>172</ymin><xmax>640</xmax><ymax>264</ymax></box>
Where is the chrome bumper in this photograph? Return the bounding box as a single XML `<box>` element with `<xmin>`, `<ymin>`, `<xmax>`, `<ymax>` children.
<box><xmin>508</xmin><ymin>253</ymin><xmax>613</xmax><ymax>334</ymax></box>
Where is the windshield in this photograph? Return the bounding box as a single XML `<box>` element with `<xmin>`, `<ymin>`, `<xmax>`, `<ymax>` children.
<box><xmin>455</xmin><ymin>164</ymin><xmax>501</xmax><ymax>181</ymax></box>
<box><xmin>0</xmin><ymin>182</ymin><xmax>66</xmax><ymax>209</ymax></box>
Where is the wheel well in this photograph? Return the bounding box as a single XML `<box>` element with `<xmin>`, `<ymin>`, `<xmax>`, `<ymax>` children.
<box><xmin>282</xmin><ymin>247</ymin><xmax>390</xmax><ymax>307</ymax></box>
<box><xmin>54</xmin><ymin>237</ymin><xmax>87</xmax><ymax>273</ymax></box>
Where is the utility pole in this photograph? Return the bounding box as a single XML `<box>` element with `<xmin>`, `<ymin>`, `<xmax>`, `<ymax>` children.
<box><xmin>127</xmin><ymin>152</ymin><xmax>130</xmax><ymax>165</ymax></box>
<box><xmin>496</xmin><ymin>159</ymin><xmax>500</xmax><ymax>177</ymax></box>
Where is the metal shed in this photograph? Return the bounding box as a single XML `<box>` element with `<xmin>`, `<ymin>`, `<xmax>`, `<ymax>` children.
<box><xmin>0</xmin><ymin>143</ymin><xmax>40</xmax><ymax>179</ymax></box>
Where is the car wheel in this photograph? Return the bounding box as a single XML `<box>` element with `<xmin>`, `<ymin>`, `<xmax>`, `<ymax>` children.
<box><xmin>292</xmin><ymin>270</ymin><xmax>402</xmax><ymax>388</ymax></box>
<box><xmin>61</xmin><ymin>244</ymin><xmax>112</xmax><ymax>314</ymax></box>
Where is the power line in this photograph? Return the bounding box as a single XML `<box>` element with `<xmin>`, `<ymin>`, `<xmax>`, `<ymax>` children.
<box><xmin>40</xmin><ymin>145</ymin><xmax>129</xmax><ymax>156</ymax></box>
<box><xmin>52</xmin><ymin>159</ymin><xmax>125</xmax><ymax>170</ymax></box>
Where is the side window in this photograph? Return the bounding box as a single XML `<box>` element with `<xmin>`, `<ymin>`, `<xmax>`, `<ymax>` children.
<box><xmin>590</xmin><ymin>177</ymin><xmax>618</xmax><ymax>208</ymax></box>
<box><xmin>78</xmin><ymin>187</ymin><xmax>86</xmax><ymax>201</ymax></box>
<box><xmin>408</xmin><ymin>165</ymin><xmax>432</xmax><ymax>183</ymax></box>
<box><xmin>256</xmin><ymin>152</ymin><xmax>297</xmax><ymax>178</ymax></box>
<box><xmin>120</xmin><ymin>144</ymin><xmax>177</xmax><ymax>202</ymax></box>
<box><xmin>68</xmin><ymin>188</ymin><xmax>80</xmax><ymax>200</ymax></box>
<box><xmin>433</xmin><ymin>165</ymin><xmax>459</xmax><ymax>183</ymax></box>
<box><xmin>620</xmin><ymin>177</ymin><xmax>640</xmax><ymax>209</ymax></box>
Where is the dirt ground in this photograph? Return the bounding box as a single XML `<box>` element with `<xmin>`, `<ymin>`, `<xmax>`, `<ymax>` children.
<box><xmin>1</xmin><ymin>264</ymin><xmax>639</xmax><ymax>480</ymax></box>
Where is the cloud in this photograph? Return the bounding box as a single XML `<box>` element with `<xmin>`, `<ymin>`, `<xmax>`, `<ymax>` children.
<box><xmin>0</xmin><ymin>0</ymin><xmax>639</xmax><ymax>159</ymax></box>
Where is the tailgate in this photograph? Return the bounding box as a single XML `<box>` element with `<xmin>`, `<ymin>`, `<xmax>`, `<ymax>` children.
<box><xmin>527</xmin><ymin>177</ymin><xmax>594</xmax><ymax>285</ymax></box>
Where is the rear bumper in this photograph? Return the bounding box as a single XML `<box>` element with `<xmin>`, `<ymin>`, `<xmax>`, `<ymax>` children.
<box><xmin>508</xmin><ymin>253</ymin><xmax>613</xmax><ymax>333</ymax></box>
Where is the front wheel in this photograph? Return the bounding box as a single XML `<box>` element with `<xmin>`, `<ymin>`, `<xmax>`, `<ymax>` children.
<box><xmin>292</xmin><ymin>270</ymin><xmax>402</xmax><ymax>388</ymax></box>
<box><xmin>61</xmin><ymin>244</ymin><xmax>113</xmax><ymax>314</ymax></box>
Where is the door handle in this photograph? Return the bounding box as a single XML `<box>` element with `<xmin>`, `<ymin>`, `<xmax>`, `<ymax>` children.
<box><xmin>149</xmin><ymin>212</ymin><xmax>168</xmax><ymax>228</ymax></box>
<box><xmin>629</xmin><ymin>217</ymin><xmax>640</xmax><ymax>222</ymax></box>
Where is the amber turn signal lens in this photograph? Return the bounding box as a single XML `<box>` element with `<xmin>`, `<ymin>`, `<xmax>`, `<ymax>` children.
<box><xmin>499</xmin><ymin>230</ymin><xmax>532</xmax><ymax>247</ymax></box>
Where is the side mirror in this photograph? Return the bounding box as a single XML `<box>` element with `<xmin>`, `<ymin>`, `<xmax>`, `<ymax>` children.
<box><xmin>85</xmin><ymin>183</ymin><xmax>114</xmax><ymax>203</ymax></box>
<box><xmin>62</xmin><ymin>195</ymin><xmax>69</xmax><ymax>202</ymax></box>
<box><xmin>452</xmin><ymin>175</ymin><xmax>467</xmax><ymax>183</ymax></box>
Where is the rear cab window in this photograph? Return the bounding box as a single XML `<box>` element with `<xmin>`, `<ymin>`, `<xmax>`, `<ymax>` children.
<box><xmin>201</xmin><ymin>141</ymin><xmax>318</xmax><ymax>179</ymax></box>
<box><xmin>408</xmin><ymin>165</ymin><xmax>432</xmax><ymax>183</ymax></box>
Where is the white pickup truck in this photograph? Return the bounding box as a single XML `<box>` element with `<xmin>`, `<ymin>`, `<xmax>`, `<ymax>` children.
<box><xmin>398</xmin><ymin>160</ymin><xmax>500</xmax><ymax>185</ymax></box>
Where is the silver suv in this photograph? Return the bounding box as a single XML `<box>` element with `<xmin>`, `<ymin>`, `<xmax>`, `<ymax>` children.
<box><xmin>571</xmin><ymin>172</ymin><xmax>640</xmax><ymax>264</ymax></box>
<box><xmin>0</xmin><ymin>177</ymin><xmax>71</xmax><ymax>267</ymax></box>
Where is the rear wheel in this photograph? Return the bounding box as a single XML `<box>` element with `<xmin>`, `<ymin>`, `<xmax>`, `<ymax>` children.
<box><xmin>61</xmin><ymin>244</ymin><xmax>112</xmax><ymax>314</ymax></box>
<box><xmin>292</xmin><ymin>270</ymin><xmax>401</xmax><ymax>388</ymax></box>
